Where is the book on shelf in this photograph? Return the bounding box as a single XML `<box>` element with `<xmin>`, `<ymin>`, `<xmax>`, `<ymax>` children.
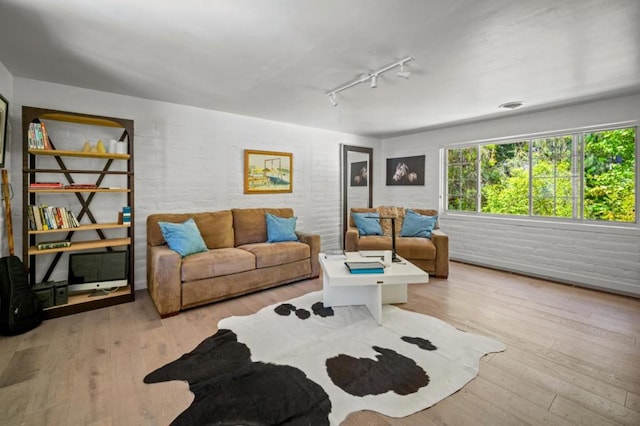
<box><xmin>118</xmin><ymin>206</ymin><xmax>132</xmax><ymax>224</ymax></box>
<box><xmin>64</xmin><ymin>183</ymin><xmax>98</xmax><ymax>189</ymax></box>
<box><xmin>29</xmin><ymin>182</ymin><xmax>63</xmax><ymax>188</ymax></box>
<box><xmin>40</xmin><ymin>121</ymin><xmax>53</xmax><ymax>150</ymax></box>
<box><xmin>324</xmin><ymin>250</ymin><xmax>346</xmax><ymax>260</ymax></box>
<box><xmin>37</xmin><ymin>240</ymin><xmax>71</xmax><ymax>250</ymax></box>
<box><xmin>27</xmin><ymin>122</ymin><xmax>54</xmax><ymax>150</ymax></box>
<box><xmin>344</xmin><ymin>261</ymin><xmax>385</xmax><ymax>274</ymax></box>
<box><xmin>28</xmin><ymin>205</ymin><xmax>80</xmax><ymax>231</ymax></box>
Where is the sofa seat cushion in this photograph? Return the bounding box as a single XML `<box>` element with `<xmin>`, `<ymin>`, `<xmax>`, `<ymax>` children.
<box><xmin>181</xmin><ymin>248</ymin><xmax>256</xmax><ymax>282</ymax></box>
<box><xmin>356</xmin><ymin>235</ymin><xmax>392</xmax><ymax>251</ymax></box>
<box><xmin>396</xmin><ymin>237</ymin><xmax>436</xmax><ymax>260</ymax></box>
<box><xmin>239</xmin><ymin>241</ymin><xmax>310</xmax><ymax>269</ymax></box>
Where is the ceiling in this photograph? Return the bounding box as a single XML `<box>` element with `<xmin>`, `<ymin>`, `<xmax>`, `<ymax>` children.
<box><xmin>1</xmin><ymin>0</ymin><xmax>639</xmax><ymax>139</ymax></box>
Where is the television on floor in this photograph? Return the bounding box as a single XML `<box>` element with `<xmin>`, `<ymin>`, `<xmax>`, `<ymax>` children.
<box><xmin>68</xmin><ymin>250</ymin><xmax>129</xmax><ymax>293</ymax></box>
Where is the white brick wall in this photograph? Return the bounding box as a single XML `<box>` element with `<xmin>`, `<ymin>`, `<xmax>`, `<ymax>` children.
<box><xmin>8</xmin><ymin>78</ymin><xmax>378</xmax><ymax>289</ymax></box>
<box><xmin>380</xmin><ymin>94</ymin><xmax>640</xmax><ymax>296</ymax></box>
<box><xmin>4</xmin><ymin>77</ymin><xmax>639</xmax><ymax>297</ymax></box>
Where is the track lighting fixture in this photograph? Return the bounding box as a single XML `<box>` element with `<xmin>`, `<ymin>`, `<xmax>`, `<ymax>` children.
<box><xmin>397</xmin><ymin>63</ymin><xmax>411</xmax><ymax>79</ymax></box>
<box><xmin>326</xmin><ymin>56</ymin><xmax>414</xmax><ymax>106</ymax></box>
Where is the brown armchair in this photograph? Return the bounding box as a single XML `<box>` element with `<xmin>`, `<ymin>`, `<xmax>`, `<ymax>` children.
<box><xmin>345</xmin><ymin>207</ymin><xmax>449</xmax><ymax>278</ymax></box>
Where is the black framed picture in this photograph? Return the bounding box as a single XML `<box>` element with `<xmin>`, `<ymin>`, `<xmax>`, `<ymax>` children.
<box><xmin>0</xmin><ymin>93</ymin><xmax>7</xmax><ymax>168</ymax></box>
<box><xmin>386</xmin><ymin>155</ymin><xmax>425</xmax><ymax>185</ymax></box>
<box><xmin>350</xmin><ymin>160</ymin><xmax>368</xmax><ymax>186</ymax></box>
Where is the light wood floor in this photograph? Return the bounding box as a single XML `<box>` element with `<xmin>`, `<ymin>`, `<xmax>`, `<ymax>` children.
<box><xmin>1</xmin><ymin>261</ymin><xmax>639</xmax><ymax>425</ymax></box>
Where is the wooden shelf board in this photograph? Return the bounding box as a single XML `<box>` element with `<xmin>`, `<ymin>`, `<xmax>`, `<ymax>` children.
<box><xmin>45</xmin><ymin>285</ymin><xmax>132</xmax><ymax>310</ymax></box>
<box><xmin>28</xmin><ymin>237</ymin><xmax>131</xmax><ymax>255</ymax></box>
<box><xmin>29</xmin><ymin>188</ymin><xmax>130</xmax><ymax>193</ymax></box>
<box><xmin>29</xmin><ymin>223</ymin><xmax>130</xmax><ymax>235</ymax></box>
<box><xmin>42</xmin><ymin>287</ymin><xmax>135</xmax><ymax>319</ymax></box>
<box><xmin>29</xmin><ymin>148</ymin><xmax>130</xmax><ymax>160</ymax></box>
<box><xmin>39</xmin><ymin>113</ymin><xmax>124</xmax><ymax>128</ymax></box>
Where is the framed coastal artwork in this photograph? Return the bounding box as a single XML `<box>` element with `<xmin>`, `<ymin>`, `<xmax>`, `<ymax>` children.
<box><xmin>386</xmin><ymin>155</ymin><xmax>425</xmax><ymax>186</ymax></box>
<box><xmin>0</xmin><ymin>93</ymin><xmax>7</xmax><ymax>168</ymax></box>
<box><xmin>244</xmin><ymin>149</ymin><xmax>293</xmax><ymax>194</ymax></box>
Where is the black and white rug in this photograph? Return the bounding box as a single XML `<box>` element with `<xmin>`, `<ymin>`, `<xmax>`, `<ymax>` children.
<box><xmin>144</xmin><ymin>291</ymin><xmax>505</xmax><ymax>425</ymax></box>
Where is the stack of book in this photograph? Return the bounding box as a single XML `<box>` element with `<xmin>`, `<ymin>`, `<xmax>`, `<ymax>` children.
<box><xmin>120</xmin><ymin>206</ymin><xmax>131</xmax><ymax>225</ymax></box>
<box><xmin>344</xmin><ymin>261</ymin><xmax>385</xmax><ymax>274</ymax></box>
<box><xmin>64</xmin><ymin>183</ymin><xmax>98</xmax><ymax>189</ymax></box>
<box><xmin>28</xmin><ymin>205</ymin><xmax>80</xmax><ymax>231</ymax></box>
<box><xmin>29</xmin><ymin>182</ymin><xmax>63</xmax><ymax>189</ymax></box>
<box><xmin>27</xmin><ymin>122</ymin><xmax>53</xmax><ymax>150</ymax></box>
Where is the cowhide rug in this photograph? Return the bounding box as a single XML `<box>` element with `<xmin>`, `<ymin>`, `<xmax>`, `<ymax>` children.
<box><xmin>144</xmin><ymin>291</ymin><xmax>506</xmax><ymax>425</ymax></box>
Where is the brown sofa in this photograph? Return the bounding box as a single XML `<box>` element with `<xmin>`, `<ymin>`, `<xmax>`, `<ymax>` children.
<box><xmin>146</xmin><ymin>208</ymin><xmax>320</xmax><ymax>317</ymax></box>
<box><xmin>345</xmin><ymin>207</ymin><xmax>449</xmax><ymax>278</ymax></box>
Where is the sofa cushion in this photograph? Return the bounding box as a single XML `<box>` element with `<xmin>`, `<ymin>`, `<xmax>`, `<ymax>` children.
<box><xmin>147</xmin><ymin>213</ymin><xmax>192</xmax><ymax>247</ymax></box>
<box><xmin>158</xmin><ymin>218</ymin><xmax>208</xmax><ymax>257</ymax></box>
<box><xmin>147</xmin><ymin>211</ymin><xmax>234</xmax><ymax>248</ymax></box>
<box><xmin>400</xmin><ymin>209</ymin><xmax>438</xmax><ymax>239</ymax></box>
<box><xmin>352</xmin><ymin>212</ymin><xmax>383</xmax><ymax>236</ymax></box>
<box><xmin>232</xmin><ymin>208</ymin><xmax>294</xmax><ymax>246</ymax></box>
<box><xmin>193</xmin><ymin>211</ymin><xmax>235</xmax><ymax>249</ymax></box>
<box><xmin>266</xmin><ymin>213</ymin><xmax>299</xmax><ymax>242</ymax></box>
<box><xmin>349</xmin><ymin>207</ymin><xmax>377</xmax><ymax>228</ymax></box>
<box><xmin>181</xmin><ymin>248</ymin><xmax>256</xmax><ymax>282</ymax></box>
<box><xmin>396</xmin><ymin>237</ymin><xmax>436</xmax><ymax>260</ymax></box>
<box><xmin>408</xmin><ymin>208</ymin><xmax>440</xmax><ymax>229</ymax></box>
<box><xmin>378</xmin><ymin>206</ymin><xmax>400</xmax><ymax>237</ymax></box>
<box><xmin>239</xmin><ymin>241</ymin><xmax>310</xmax><ymax>269</ymax></box>
<box><xmin>356</xmin><ymin>235</ymin><xmax>392</xmax><ymax>251</ymax></box>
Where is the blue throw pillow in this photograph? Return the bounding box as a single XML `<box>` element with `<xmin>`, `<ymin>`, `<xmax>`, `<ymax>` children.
<box><xmin>352</xmin><ymin>212</ymin><xmax>383</xmax><ymax>236</ymax></box>
<box><xmin>158</xmin><ymin>218</ymin><xmax>208</xmax><ymax>257</ymax></box>
<box><xmin>400</xmin><ymin>210</ymin><xmax>438</xmax><ymax>239</ymax></box>
<box><xmin>266</xmin><ymin>213</ymin><xmax>299</xmax><ymax>242</ymax></box>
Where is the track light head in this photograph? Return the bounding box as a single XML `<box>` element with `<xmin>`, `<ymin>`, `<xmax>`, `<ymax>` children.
<box><xmin>329</xmin><ymin>93</ymin><xmax>337</xmax><ymax>106</ymax></box>
<box><xmin>370</xmin><ymin>74</ymin><xmax>378</xmax><ymax>88</ymax></box>
<box><xmin>397</xmin><ymin>63</ymin><xmax>411</xmax><ymax>79</ymax></box>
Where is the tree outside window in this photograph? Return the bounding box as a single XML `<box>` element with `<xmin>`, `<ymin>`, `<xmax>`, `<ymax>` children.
<box><xmin>445</xmin><ymin>126</ymin><xmax>636</xmax><ymax>223</ymax></box>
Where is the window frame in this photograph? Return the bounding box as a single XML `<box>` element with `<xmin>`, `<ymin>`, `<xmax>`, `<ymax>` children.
<box><xmin>441</xmin><ymin>121</ymin><xmax>639</xmax><ymax>228</ymax></box>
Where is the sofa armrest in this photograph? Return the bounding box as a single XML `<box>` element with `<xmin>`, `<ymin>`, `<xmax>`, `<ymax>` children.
<box><xmin>431</xmin><ymin>229</ymin><xmax>449</xmax><ymax>278</ymax></box>
<box><xmin>296</xmin><ymin>231</ymin><xmax>321</xmax><ymax>278</ymax></box>
<box><xmin>147</xmin><ymin>245</ymin><xmax>183</xmax><ymax>317</ymax></box>
<box><xmin>345</xmin><ymin>227</ymin><xmax>360</xmax><ymax>252</ymax></box>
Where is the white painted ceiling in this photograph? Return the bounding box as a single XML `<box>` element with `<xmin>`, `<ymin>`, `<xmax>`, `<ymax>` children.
<box><xmin>1</xmin><ymin>0</ymin><xmax>639</xmax><ymax>138</ymax></box>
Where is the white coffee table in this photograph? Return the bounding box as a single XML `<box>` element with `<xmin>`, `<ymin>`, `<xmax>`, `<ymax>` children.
<box><xmin>318</xmin><ymin>252</ymin><xmax>429</xmax><ymax>325</ymax></box>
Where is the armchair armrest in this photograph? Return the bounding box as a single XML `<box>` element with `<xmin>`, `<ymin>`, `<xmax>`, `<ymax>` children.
<box><xmin>345</xmin><ymin>226</ymin><xmax>360</xmax><ymax>252</ymax></box>
<box><xmin>147</xmin><ymin>245</ymin><xmax>183</xmax><ymax>317</ymax></box>
<box><xmin>296</xmin><ymin>231</ymin><xmax>321</xmax><ymax>278</ymax></box>
<box><xmin>431</xmin><ymin>229</ymin><xmax>449</xmax><ymax>278</ymax></box>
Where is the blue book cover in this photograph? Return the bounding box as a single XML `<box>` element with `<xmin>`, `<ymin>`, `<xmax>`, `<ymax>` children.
<box><xmin>345</xmin><ymin>261</ymin><xmax>385</xmax><ymax>274</ymax></box>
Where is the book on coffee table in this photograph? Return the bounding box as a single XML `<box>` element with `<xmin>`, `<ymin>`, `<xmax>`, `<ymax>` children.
<box><xmin>344</xmin><ymin>261</ymin><xmax>385</xmax><ymax>274</ymax></box>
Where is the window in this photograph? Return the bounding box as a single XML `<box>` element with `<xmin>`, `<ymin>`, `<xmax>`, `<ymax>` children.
<box><xmin>447</xmin><ymin>146</ymin><xmax>477</xmax><ymax>211</ymax></box>
<box><xmin>446</xmin><ymin>126</ymin><xmax>636</xmax><ymax>223</ymax></box>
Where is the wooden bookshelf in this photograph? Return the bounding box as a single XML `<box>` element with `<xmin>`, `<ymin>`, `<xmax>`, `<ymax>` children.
<box><xmin>22</xmin><ymin>106</ymin><xmax>135</xmax><ymax>319</ymax></box>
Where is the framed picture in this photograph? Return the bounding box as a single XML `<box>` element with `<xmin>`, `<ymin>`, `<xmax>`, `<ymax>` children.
<box><xmin>244</xmin><ymin>149</ymin><xmax>293</xmax><ymax>194</ymax></box>
<box><xmin>350</xmin><ymin>160</ymin><xmax>368</xmax><ymax>186</ymax></box>
<box><xmin>386</xmin><ymin>155</ymin><xmax>425</xmax><ymax>185</ymax></box>
<box><xmin>0</xmin><ymin>93</ymin><xmax>7</xmax><ymax>168</ymax></box>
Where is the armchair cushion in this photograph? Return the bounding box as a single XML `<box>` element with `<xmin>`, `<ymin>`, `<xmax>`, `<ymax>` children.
<box><xmin>400</xmin><ymin>209</ymin><xmax>438</xmax><ymax>239</ymax></box>
<box><xmin>352</xmin><ymin>212</ymin><xmax>383</xmax><ymax>236</ymax></box>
